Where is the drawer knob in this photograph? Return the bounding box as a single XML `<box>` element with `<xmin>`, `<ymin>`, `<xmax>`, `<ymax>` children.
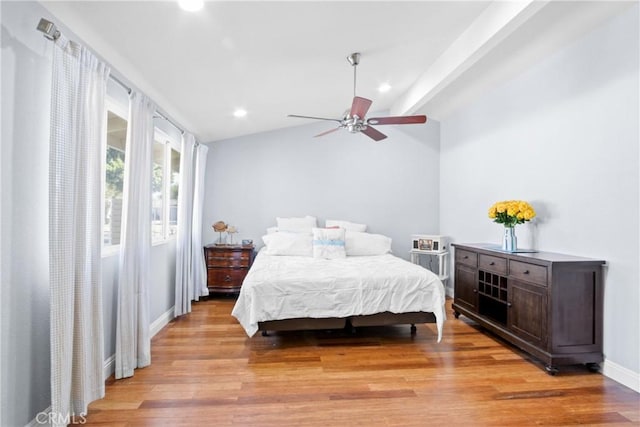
<box><xmin>523</xmin><ymin>270</ymin><xmax>530</xmax><ymax>274</ymax></box>
<box><xmin>473</xmin><ymin>289</ymin><xmax>477</xmax><ymax>293</ymax></box>
<box><xmin>464</xmin><ymin>255</ymin><xmax>469</xmax><ymax>259</ymax></box>
<box><xmin>224</xmin><ymin>275</ymin><xmax>232</xmax><ymax>282</ymax></box>
<box><xmin>507</xmin><ymin>302</ymin><xmax>512</xmax><ymax>307</ymax></box>
<box><xmin>489</xmin><ymin>262</ymin><xmax>495</xmax><ymax>266</ymax></box>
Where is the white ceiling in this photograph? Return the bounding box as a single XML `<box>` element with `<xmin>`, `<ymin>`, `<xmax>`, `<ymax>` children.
<box><xmin>41</xmin><ymin>1</ymin><xmax>634</xmax><ymax>142</ymax></box>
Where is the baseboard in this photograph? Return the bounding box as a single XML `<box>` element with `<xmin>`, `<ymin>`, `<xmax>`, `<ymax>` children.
<box><xmin>25</xmin><ymin>406</ymin><xmax>51</xmax><ymax>427</ymax></box>
<box><xmin>602</xmin><ymin>358</ymin><xmax>640</xmax><ymax>393</ymax></box>
<box><xmin>445</xmin><ymin>285</ymin><xmax>454</xmax><ymax>299</ymax></box>
<box><xmin>103</xmin><ymin>354</ymin><xmax>116</xmax><ymax>381</ymax></box>
<box><xmin>150</xmin><ymin>305</ymin><xmax>175</xmax><ymax>338</ymax></box>
<box><xmin>102</xmin><ymin>305</ymin><xmax>175</xmax><ymax>381</ymax></box>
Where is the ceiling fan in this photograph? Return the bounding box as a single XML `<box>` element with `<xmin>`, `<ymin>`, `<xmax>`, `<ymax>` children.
<box><xmin>288</xmin><ymin>52</ymin><xmax>427</xmax><ymax>142</ymax></box>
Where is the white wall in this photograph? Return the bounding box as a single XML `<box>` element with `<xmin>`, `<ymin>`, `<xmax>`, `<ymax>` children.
<box><xmin>440</xmin><ymin>5</ymin><xmax>639</xmax><ymax>389</ymax></box>
<box><xmin>1</xmin><ymin>2</ymin><xmax>54</xmax><ymax>424</ymax></box>
<box><xmin>1</xmin><ymin>3</ymin><xmax>179</xmax><ymax>425</ymax></box>
<box><xmin>202</xmin><ymin>117</ymin><xmax>441</xmax><ymax>258</ymax></box>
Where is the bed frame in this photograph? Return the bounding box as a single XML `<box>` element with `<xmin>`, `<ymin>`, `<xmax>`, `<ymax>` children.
<box><xmin>258</xmin><ymin>311</ymin><xmax>437</xmax><ymax>336</ymax></box>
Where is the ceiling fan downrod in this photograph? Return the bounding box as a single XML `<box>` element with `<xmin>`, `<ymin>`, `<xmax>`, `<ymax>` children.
<box><xmin>347</xmin><ymin>52</ymin><xmax>360</xmax><ymax>99</ymax></box>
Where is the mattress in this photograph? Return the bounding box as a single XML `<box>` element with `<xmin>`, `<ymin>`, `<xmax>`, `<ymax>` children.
<box><xmin>231</xmin><ymin>251</ymin><xmax>446</xmax><ymax>341</ymax></box>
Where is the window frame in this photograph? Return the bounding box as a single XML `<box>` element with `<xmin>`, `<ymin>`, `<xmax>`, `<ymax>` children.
<box><xmin>101</xmin><ymin>97</ymin><xmax>129</xmax><ymax>258</ymax></box>
<box><xmin>151</xmin><ymin>127</ymin><xmax>181</xmax><ymax>246</ymax></box>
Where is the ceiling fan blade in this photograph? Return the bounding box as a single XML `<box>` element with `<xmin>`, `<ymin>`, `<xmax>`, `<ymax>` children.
<box><xmin>367</xmin><ymin>115</ymin><xmax>427</xmax><ymax>125</ymax></box>
<box><xmin>361</xmin><ymin>126</ymin><xmax>387</xmax><ymax>142</ymax></box>
<box><xmin>314</xmin><ymin>127</ymin><xmax>341</xmax><ymax>138</ymax></box>
<box><xmin>288</xmin><ymin>114</ymin><xmax>342</xmax><ymax>123</ymax></box>
<box><xmin>350</xmin><ymin>96</ymin><xmax>373</xmax><ymax>119</ymax></box>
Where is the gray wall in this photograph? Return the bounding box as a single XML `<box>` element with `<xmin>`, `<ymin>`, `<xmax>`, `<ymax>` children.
<box><xmin>1</xmin><ymin>2</ymin><xmax>54</xmax><ymax>424</ymax></box>
<box><xmin>1</xmin><ymin>3</ymin><xmax>178</xmax><ymax>426</ymax></box>
<box><xmin>440</xmin><ymin>5</ymin><xmax>639</xmax><ymax>386</ymax></box>
<box><xmin>202</xmin><ymin>117</ymin><xmax>441</xmax><ymax>258</ymax></box>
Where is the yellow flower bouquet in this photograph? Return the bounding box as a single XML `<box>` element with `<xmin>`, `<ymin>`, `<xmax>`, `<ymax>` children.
<box><xmin>488</xmin><ymin>200</ymin><xmax>536</xmax><ymax>228</ymax></box>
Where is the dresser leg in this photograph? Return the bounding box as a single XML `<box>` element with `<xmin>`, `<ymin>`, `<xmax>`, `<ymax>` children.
<box><xmin>544</xmin><ymin>364</ymin><xmax>559</xmax><ymax>376</ymax></box>
<box><xmin>261</xmin><ymin>330</ymin><xmax>269</xmax><ymax>337</ymax></box>
<box><xmin>586</xmin><ymin>363</ymin><xmax>600</xmax><ymax>373</ymax></box>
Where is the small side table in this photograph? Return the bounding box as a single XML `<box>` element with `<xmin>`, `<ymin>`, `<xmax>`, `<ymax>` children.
<box><xmin>204</xmin><ymin>244</ymin><xmax>255</xmax><ymax>294</ymax></box>
<box><xmin>410</xmin><ymin>249</ymin><xmax>450</xmax><ymax>283</ymax></box>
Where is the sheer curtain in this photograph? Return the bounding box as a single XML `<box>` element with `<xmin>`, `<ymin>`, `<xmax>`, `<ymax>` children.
<box><xmin>49</xmin><ymin>35</ymin><xmax>108</xmax><ymax>423</ymax></box>
<box><xmin>192</xmin><ymin>143</ymin><xmax>209</xmax><ymax>298</ymax></box>
<box><xmin>115</xmin><ymin>92</ymin><xmax>155</xmax><ymax>379</ymax></box>
<box><xmin>175</xmin><ymin>135</ymin><xmax>209</xmax><ymax>316</ymax></box>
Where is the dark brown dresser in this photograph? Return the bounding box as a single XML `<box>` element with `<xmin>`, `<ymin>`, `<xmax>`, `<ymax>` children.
<box><xmin>452</xmin><ymin>243</ymin><xmax>605</xmax><ymax>375</ymax></box>
<box><xmin>204</xmin><ymin>244</ymin><xmax>254</xmax><ymax>294</ymax></box>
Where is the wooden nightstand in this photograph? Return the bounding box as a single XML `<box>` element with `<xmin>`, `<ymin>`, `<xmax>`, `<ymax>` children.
<box><xmin>204</xmin><ymin>244</ymin><xmax>255</xmax><ymax>294</ymax></box>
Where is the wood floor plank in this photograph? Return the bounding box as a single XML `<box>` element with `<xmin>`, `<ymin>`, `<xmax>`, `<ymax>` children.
<box><xmin>82</xmin><ymin>297</ymin><xmax>640</xmax><ymax>426</ymax></box>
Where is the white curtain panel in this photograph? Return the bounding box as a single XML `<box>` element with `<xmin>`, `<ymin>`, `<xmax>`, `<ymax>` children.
<box><xmin>174</xmin><ymin>133</ymin><xmax>196</xmax><ymax>316</ymax></box>
<box><xmin>49</xmin><ymin>35</ymin><xmax>108</xmax><ymax>423</ymax></box>
<box><xmin>192</xmin><ymin>143</ymin><xmax>209</xmax><ymax>298</ymax></box>
<box><xmin>175</xmin><ymin>136</ymin><xmax>210</xmax><ymax>316</ymax></box>
<box><xmin>115</xmin><ymin>92</ymin><xmax>155</xmax><ymax>379</ymax></box>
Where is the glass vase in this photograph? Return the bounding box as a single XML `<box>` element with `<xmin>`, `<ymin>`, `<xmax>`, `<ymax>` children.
<box><xmin>502</xmin><ymin>227</ymin><xmax>517</xmax><ymax>252</ymax></box>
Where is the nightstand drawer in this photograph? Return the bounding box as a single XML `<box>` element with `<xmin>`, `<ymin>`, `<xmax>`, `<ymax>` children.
<box><xmin>509</xmin><ymin>260</ymin><xmax>547</xmax><ymax>285</ymax></box>
<box><xmin>206</xmin><ymin>254</ymin><xmax>250</xmax><ymax>268</ymax></box>
<box><xmin>479</xmin><ymin>254</ymin><xmax>507</xmax><ymax>275</ymax></box>
<box><xmin>207</xmin><ymin>268</ymin><xmax>248</xmax><ymax>288</ymax></box>
<box><xmin>456</xmin><ymin>249</ymin><xmax>478</xmax><ymax>267</ymax></box>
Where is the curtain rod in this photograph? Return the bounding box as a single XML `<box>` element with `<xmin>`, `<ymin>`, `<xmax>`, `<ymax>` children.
<box><xmin>37</xmin><ymin>17</ymin><xmax>186</xmax><ymax>136</ymax></box>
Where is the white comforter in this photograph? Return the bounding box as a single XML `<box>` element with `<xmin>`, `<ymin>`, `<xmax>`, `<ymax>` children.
<box><xmin>231</xmin><ymin>251</ymin><xmax>446</xmax><ymax>341</ymax></box>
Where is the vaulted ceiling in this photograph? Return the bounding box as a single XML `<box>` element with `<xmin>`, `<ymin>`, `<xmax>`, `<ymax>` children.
<box><xmin>42</xmin><ymin>1</ymin><xmax>633</xmax><ymax>142</ymax></box>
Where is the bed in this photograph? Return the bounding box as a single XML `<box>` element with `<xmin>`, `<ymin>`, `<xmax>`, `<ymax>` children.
<box><xmin>231</xmin><ymin>249</ymin><xmax>446</xmax><ymax>341</ymax></box>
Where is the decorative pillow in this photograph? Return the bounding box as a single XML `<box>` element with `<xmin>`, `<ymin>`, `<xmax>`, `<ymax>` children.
<box><xmin>345</xmin><ymin>231</ymin><xmax>392</xmax><ymax>256</ymax></box>
<box><xmin>262</xmin><ymin>232</ymin><xmax>313</xmax><ymax>256</ymax></box>
<box><xmin>276</xmin><ymin>215</ymin><xmax>317</xmax><ymax>233</ymax></box>
<box><xmin>312</xmin><ymin>227</ymin><xmax>346</xmax><ymax>259</ymax></box>
<box><xmin>325</xmin><ymin>219</ymin><xmax>367</xmax><ymax>232</ymax></box>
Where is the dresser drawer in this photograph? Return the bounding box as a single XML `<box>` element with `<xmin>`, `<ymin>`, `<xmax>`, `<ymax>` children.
<box><xmin>207</xmin><ymin>268</ymin><xmax>248</xmax><ymax>288</ymax></box>
<box><xmin>479</xmin><ymin>254</ymin><xmax>507</xmax><ymax>275</ymax></box>
<box><xmin>455</xmin><ymin>249</ymin><xmax>478</xmax><ymax>267</ymax></box>
<box><xmin>509</xmin><ymin>260</ymin><xmax>547</xmax><ymax>285</ymax></box>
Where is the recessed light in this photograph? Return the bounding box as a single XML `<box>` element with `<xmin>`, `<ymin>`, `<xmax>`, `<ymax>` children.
<box><xmin>233</xmin><ymin>109</ymin><xmax>247</xmax><ymax>118</ymax></box>
<box><xmin>378</xmin><ymin>83</ymin><xmax>392</xmax><ymax>93</ymax></box>
<box><xmin>178</xmin><ymin>0</ymin><xmax>204</xmax><ymax>12</ymax></box>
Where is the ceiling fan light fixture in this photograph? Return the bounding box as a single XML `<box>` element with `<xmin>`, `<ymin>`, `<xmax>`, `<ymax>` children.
<box><xmin>178</xmin><ymin>0</ymin><xmax>204</xmax><ymax>12</ymax></box>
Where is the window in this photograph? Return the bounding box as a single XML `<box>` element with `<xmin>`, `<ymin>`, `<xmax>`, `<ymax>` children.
<box><xmin>152</xmin><ymin>129</ymin><xmax>180</xmax><ymax>243</ymax></box>
<box><xmin>103</xmin><ymin>104</ymin><xmax>128</xmax><ymax>253</ymax></box>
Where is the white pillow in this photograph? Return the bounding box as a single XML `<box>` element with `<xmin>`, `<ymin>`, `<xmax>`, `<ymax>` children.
<box><xmin>325</xmin><ymin>219</ymin><xmax>367</xmax><ymax>232</ymax></box>
<box><xmin>262</xmin><ymin>232</ymin><xmax>313</xmax><ymax>256</ymax></box>
<box><xmin>266</xmin><ymin>226</ymin><xmax>278</xmax><ymax>234</ymax></box>
<box><xmin>345</xmin><ymin>231</ymin><xmax>392</xmax><ymax>256</ymax></box>
<box><xmin>276</xmin><ymin>215</ymin><xmax>317</xmax><ymax>233</ymax></box>
<box><xmin>312</xmin><ymin>227</ymin><xmax>346</xmax><ymax>260</ymax></box>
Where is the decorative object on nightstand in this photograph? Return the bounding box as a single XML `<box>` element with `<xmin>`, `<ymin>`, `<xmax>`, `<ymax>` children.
<box><xmin>203</xmin><ymin>243</ymin><xmax>255</xmax><ymax>294</ymax></box>
<box><xmin>212</xmin><ymin>220</ymin><xmax>227</xmax><ymax>245</ymax></box>
<box><xmin>410</xmin><ymin>234</ymin><xmax>450</xmax><ymax>283</ymax></box>
<box><xmin>226</xmin><ymin>225</ymin><xmax>237</xmax><ymax>244</ymax></box>
<box><xmin>488</xmin><ymin>200</ymin><xmax>536</xmax><ymax>252</ymax></box>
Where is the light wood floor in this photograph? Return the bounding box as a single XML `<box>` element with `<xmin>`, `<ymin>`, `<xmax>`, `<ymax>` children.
<box><xmin>85</xmin><ymin>297</ymin><xmax>639</xmax><ymax>426</ymax></box>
